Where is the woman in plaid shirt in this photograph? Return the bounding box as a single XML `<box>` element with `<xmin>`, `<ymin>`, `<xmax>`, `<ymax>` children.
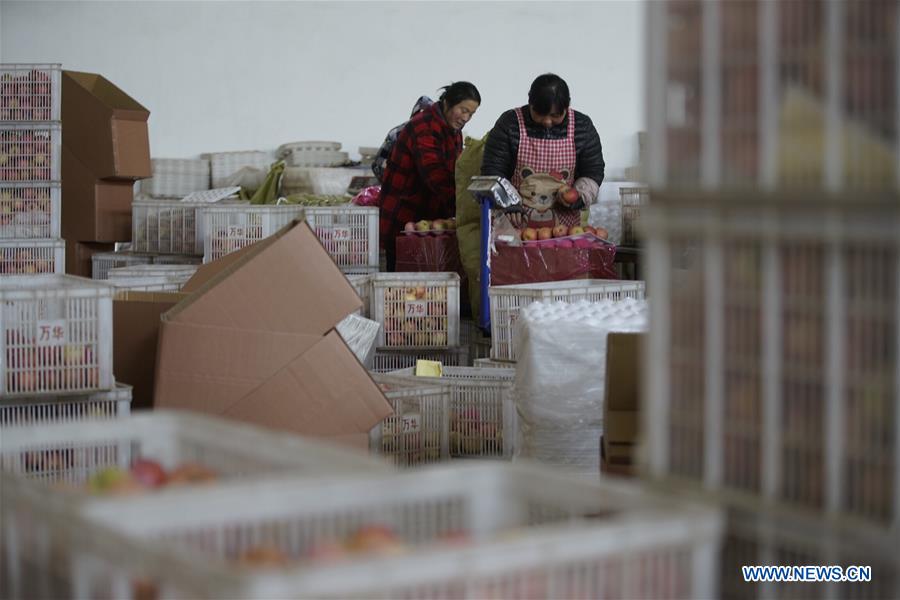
<box><xmin>379</xmin><ymin>81</ymin><xmax>481</xmax><ymax>271</ymax></box>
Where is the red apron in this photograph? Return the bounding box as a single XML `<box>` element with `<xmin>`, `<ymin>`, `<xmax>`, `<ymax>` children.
<box><xmin>511</xmin><ymin>107</ymin><xmax>580</xmax><ymax>229</ymax></box>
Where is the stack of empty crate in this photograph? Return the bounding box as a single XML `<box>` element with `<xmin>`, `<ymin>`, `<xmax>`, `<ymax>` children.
<box><xmin>643</xmin><ymin>1</ymin><xmax>900</xmax><ymax>597</ymax></box>
<box><xmin>0</xmin><ymin>64</ymin><xmax>64</xmax><ymax>276</ymax></box>
<box><xmin>60</xmin><ymin>69</ymin><xmax>151</xmax><ymax>277</ymax></box>
<box><xmin>0</xmin><ymin>275</ymin><xmax>131</xmax><ymax>426</ymax></box>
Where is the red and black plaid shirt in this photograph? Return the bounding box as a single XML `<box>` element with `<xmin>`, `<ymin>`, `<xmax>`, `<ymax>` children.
<box><xmin>378</xmin><ymin>103</ymin><xmax>462</xmax><ymax>246</ymax></box>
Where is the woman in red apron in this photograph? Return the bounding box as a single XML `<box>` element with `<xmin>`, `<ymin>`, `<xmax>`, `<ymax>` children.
<box><xmin>481</xmin><ymin>73</ymin><xmax>605</xmax><ymax>228</ymax></box>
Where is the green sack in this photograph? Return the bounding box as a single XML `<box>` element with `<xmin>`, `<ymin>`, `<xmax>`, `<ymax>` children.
<box><xmin>249</xmin><ymin>160</ymin><xmax>286</xmax><ymax>205</ymax></box>
<box><xmin>455</xmin><ymin>133</ymin><xmax>489</xmax><ymax>323</ymax></box>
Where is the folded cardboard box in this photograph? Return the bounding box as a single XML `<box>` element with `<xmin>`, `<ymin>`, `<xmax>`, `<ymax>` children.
<box><xmin>601</xmin><ymin>332</ymin><xmax>643</xmax><ymax>476</ymax></box>
<box><xmin>62</xmin><ymin>70</ymin><xmax>151</xmax><ymax>180</ymax></box>
<box><xmin>154</xmin><ymin>220</ymin><xmax>393</xmax><ymax>442</ymax></box>
<box><xmin>65</xmin><ymin>239</ymin><xmax>115</xmax><ymax>278</ymax></box>
<box><xmin>114</xmin><ymin>291</ymin><xmax>187</xmax><ymax>411</ymax></box>
<box><xmin>61</xmin><ymin>145</ymin><xmax>134</xmax><ymax>242</ymax></box>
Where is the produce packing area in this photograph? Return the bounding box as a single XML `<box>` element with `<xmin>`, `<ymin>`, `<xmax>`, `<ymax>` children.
<box><xmin>1</xmin><ymin>0</ymin><xmax>899</xmax><ymax>597</ymax></box>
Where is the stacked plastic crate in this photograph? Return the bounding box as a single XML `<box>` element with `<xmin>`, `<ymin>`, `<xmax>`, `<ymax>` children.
<box><xmin>643</xmin><ymin>2</ymin><xmax>899</xmax><ymax>597</ymax></box>
<box><xmin>0</xmin><ymin>275</ymin><xmax>131</xmax><ymax>426</ymax></box>
<box><xmin>365</xmin><ymin>272</ymin><xmax>469</xmax><ymax>371</ymax></box>
<box><xmin>0</xmin><ymin>64</ymin><xmax>64</xmax><ymax>276</ymax></box>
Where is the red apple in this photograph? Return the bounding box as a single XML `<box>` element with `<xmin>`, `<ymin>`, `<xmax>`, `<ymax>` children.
<box><xmin>167</xmin><ymin>462</ymin><xmax>217</xmax><ymax>485</ymax></box>
<box><xmin>521</xmin><ymin>227</ymin><xmax>538</xmax><ymax>241</ymax></box>
<box><xmin>431</xmin><ymin>219</ymin><xmax>447</xmax><ymax>232</ymax></box>
<box><xmin>130</xmin><ymin>459</ymin><xmax>167</xmax><ymax>489</ymax></box>
<box><xmin>238</xmin><ymin>545</ymin><xmax>291</xmax><ymax>568</ymax></box>
<box><xmin>403</xmin><ymin>221</ymin><xmax>416</xmax><ymax>233</ymax></box>
<box><xmin>558</xmin><ymin>186</ymin><xmax>580</xmax><ymax>205</ymax></box>
<box><xmin>551</xmin><ymin>224</ymin><xmax>568</xmax><ymax>238</ymax></box>
<box><xmin>537</xmin><ymin>227</ymin><xmax>553</xmax><ymax>240</ymax></box>
<box><xmin>595</xmin><ymin>227</ymin><xmax>609</xmax><ymax>239</ymax></box>
<box><xmin>344</xmin><ymin>525</ymin><xmax>405</xmax><ymax>555</ymax></box>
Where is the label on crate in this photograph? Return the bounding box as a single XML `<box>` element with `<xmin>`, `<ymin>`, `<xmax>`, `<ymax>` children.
<box><xmin>332</xmin><ymin>227</ymin><xmax>352</xmax><ymax>241</ymax></box>
<box><xmin>405</xmin><ymin>300</ymin><xmax>428</xmax><ymax>317</ymax></box>
<box><xmin>35</xmin><ymin>319</ymin><xmax>66</xmax><ymax>346</ymax></box>
<box><xmin>226</xmin><ymin>225</ymin><xmax>246</xmax><ymax>238</ymax></box>
<box><xmin>400</xmin><ymin>412</ymin><xmax>422</xmax><ymax>434</ymax></box>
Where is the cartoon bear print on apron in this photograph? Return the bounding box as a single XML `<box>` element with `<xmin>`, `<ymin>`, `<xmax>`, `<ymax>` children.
<box><xmin>510</xmin><ymin>107</ymin><xmax>581</xmax><ymax>229</ymax></box>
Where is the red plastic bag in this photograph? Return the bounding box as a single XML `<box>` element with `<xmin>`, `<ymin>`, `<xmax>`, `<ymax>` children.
<box><xmin>352</xmin><ymin>185</ymin><xmax>381</xmax><ymax>207</ymax></box>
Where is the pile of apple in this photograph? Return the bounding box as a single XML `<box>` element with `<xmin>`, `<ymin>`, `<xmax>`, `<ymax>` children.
<box><xmin>0</xmin><ymin>187</ymin><xmax>54</xmax><ymax>237</ymax></box>
<box><xmin>86</xmin><ymin>459</ymin><xmax>218</xmax><ymax>495</ymax></box>
<box><xmin>519</xmin><ymin>224</ymin><xmax>609</xmax><ymax>243</ymax></box>
<box><xmin>402</xmin><ymin>217</ymin><xmax>457</xmax><ymax>235</ymax></box>
<box><xmin>234</xmin><ymin>525</ymin><xmax>471</xmax><ymax>568</ymax></box>
<box><xmin>0</xmin><ymin>246</ymin><xmax>55</xmax><ymax>274</ymax></box>
<box><xmin>0</xmin><ymin>129</ymin><xmax>53</xmax><ymax>182</ymax></box>
<box><xmin>382</xmin><ymin>286</ymin><xmax>450</xmax><ymax>347</ymax></box>
<box><xmin>449</xmin><ymin>407</ymin><xmax>504</xmax><ymax>456</ymax></box>
<box><xmin>5</xmin><ymin>336</ymin><xmax>99</xmax><ymax>393</ymax></box>
<box><xmin>0</xmin><ymin>70</ymin><xmax>54</xmax><ymax>121</ymax></box>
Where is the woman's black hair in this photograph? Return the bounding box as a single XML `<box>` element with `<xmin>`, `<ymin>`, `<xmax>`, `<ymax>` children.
<box><xmin>528</xmin><ymin>73</ymin><xmax>570</xmax><ymax>115</ymax></box>
<box><xmin>438</xmin><ymin>81</ymin><xmax>481</xmax><ymax>109</ymax></box>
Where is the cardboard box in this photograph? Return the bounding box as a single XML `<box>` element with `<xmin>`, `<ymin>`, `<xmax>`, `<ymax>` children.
<box><xmin>65</xmin><ymin>239</ymin><xmax>115</xmax><ymax>278</ymax></box>
<box><xmin>62</xmin><ymin>70</ymin><xmax>151</xmax><ymax>180</ymax></box>
<box><xmin>114</xmin><ymin>291</ymin><xmax>187</xmax><ymax>411</ymax></box>
<box><xmin>154</xmin><ymin>220</ymin><xmax>394</xmax><ymax>438</ymax></box>
<box><xmin>61</xmin><ymin>145</ymin><xmax>134</xmax><ymax>242</ymax></box>
<box><xmin>601</xmin><ymin>332</ymin><xmax>643</xmax><ymax>476</ymax></box>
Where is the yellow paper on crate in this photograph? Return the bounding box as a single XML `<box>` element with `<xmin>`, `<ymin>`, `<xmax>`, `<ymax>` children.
<box><xmin>415</xmin><ymin>360</ymin><xmax>443</xmax><ymax>377</ymax></box>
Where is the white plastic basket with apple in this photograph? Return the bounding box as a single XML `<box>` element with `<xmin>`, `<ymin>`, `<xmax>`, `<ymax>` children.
<box><xmin>371</xmin><ymin>272</ymin><xmax>461</xmax><ymax>349</ymax></box>
<box><xmin>58</xmin><ymin>461</ymin><xmax>722</xmax><ymax>599</ymax></box>
<box><xmin>346</xmin><ymin>272</ymin><xmax>372</xmax><ymax>318</ymax></box>
<box><xmin>0</xmin><ymin>275</ymin><xmax>114</xmax><ymax>396</ymax></box>
<box><xmin>91</xmin><ymin>251</ymin><xmax>153</xmax><ymax>280</ymax></box>
<box><xmin>385</xmin><ymin>366</ymin><xmax>516</xmax><ymax>459</ymax></box>
<box><xmin>0</xmin><ymin>238</ymin><xmax>64</xmax><ymax>275</ymax></box>
<box><xmin>0</xmin><ymin>183</ymin><xmax>60</xmax><ymax>239</ymax></box>
<box><xmin>203</xmin><ymin>204</ymin><xmax>306</xmax><ymax>263</ymax></box>
<box><xmin>0</xmin><ymin>64</ymin><xmax>61</xmax><ymax>122</ymax></box>
<box><xmin>304</xmin><ymin>206</ymin><xmax>379</xmax><ymax>273</ymax></box>
<box><xmin>0</xmin><ymin>410</ymin><xmax>395</xmax><ymax>600</ymax></box>
<box><xmin>369</xmin><ymin>373</ymin><xmax>451</xmax><ymax>467</ymax></box>
<box><xmin>0</xmin><ymin>382</ymin><xmax>131</xmax><ymax>428</ymax></box>
<box><xmin>0</xmin><ymin>123</ymin><xmax>60</xmax><ymax>183</ymax></box>
<box><xmin>488</xmin><ymin>279</ymin><xmax>646</xmax><ymax>362</ymax></box>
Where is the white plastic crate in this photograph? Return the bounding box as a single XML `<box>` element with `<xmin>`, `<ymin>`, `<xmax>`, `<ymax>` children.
<box><xmin>386</xmin><ymin>367</ymin><xmax>516</xmax><ymax>459</ymax></box>
<box><xmin>0</xmin><ymin>410</ymin><xmax>393</xmax><ymax>600</ymax></box>
<box><xmin>0</xmin><ymin>64</ymin><xmax>61</xmax><ymax>122</ymax></box>
<box><xmin>0</xmin><ymin>123</ymin><xmax>60</xmax><ymax>182</ymax></box>
<box><xmin>369</xmin><ymin>373</ymin><xmax>451</xmax><ymax>467</ymax></box>
<box><xmin>150</xmin><ymin>254</ymin><xmax>202</xmax><ymax>266</ymax></box>
<box><xmin>305</xmin><ymin>206</ymin><xmax>379</xmax><ymax>272</ymax></box>
<box><xmin>277</xmin><ymin>140</ymin><xmax>342</xmax><ymax>157</ymax></box>
<box><xmin>91</xmin><ymin>251</ymin><xmax>153</xmax><ymax>280</ymax></box>
<box><xmin>140</xmin><ymin>158</ymin><xmax>211</xmax><ymax>197</ymax></box>
<box><xmin>203</xmin><ymin>150</ymin><xmax>270</xmax><ymax>189</ymax></box>
<box><xmin>0</xmin><ymin>383</ymin><xmax>131</xmax><ymax>427</ymax></box>
<box><xmin>473</xmin><ymin>357</ymin><xmax>516</xmax><ymax>369</ymax></box>
<box><xmin>488</xmin><ymin>279</ymin><xmax>647</xmax><ymax>361</ymax></box>
<box><xmin>460</xmin><ymin>318</ymin><xmax>491</xmax><ymax>361</ymax></box>
<box><xmin>203</xmin><ymin>204</ymin><xmax>306</xmax><ymax>262</ymax></box>
<box><xmin>346</xmin><ymin>273</ymin><xmax>372</xmax><ymax>318</ymax></box>
<box><xmin>619</xmin><ymin>185</ymin><xmax>648</xmax><ymax>247</ymax></box>
<box><xmin>131</xmin><ymin>197</ymin><xmax>244</xmax><ymax>256</ymax></box>
<box><xmin>0</xmin><ymin>238</ymin><xmax>64</xmax><ymax>275</ymax></box>
<box><xmin>0</xmin><ymin>275</ymin><xmax>113</xmax><ymax>395</ymax></box>
<box><xmin>372</xmin><ymin>273</ymin><xmax>460</xmax><ymax>349</ymax></box>
<box><xmin>64</xmin><ymin>462</ymin><xmax>722</xmax><ymax>599</ymax></box>
<box><xmin>107</xmin><ymin>264</ymin><xmax>197</xmax><ymax>293</ymax></box>
<box><xmin>642</xmin><ymin>193</ymin><xmax>900</xmax><ymax>527</ymax></box>
<box><xmin>369</xmin><ymin>346</ymin><xmax>470</xmax><ymax>373</ymax></box>
<box><xmin>0</xmin><ymin>183</ymin><xmax>60</xmax><ymax>239</ymax></box>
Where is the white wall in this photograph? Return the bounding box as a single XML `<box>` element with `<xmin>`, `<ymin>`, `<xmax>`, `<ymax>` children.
<box><xmin>1</xmin><ymin>0</ymin><xmax>645</xmax><ymax>175</ymax></box>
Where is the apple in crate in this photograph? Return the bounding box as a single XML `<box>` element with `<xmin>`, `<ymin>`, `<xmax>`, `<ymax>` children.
<box><xmin>88</xmin><ymin>467</ymin><xmax>142</xmax><ymax>495</ymax></box>
<box><xmin>167</xmin><ymin>462</ymin><xmax>218</xmax><ymax>485</ymax></box>
<box><xmin>130</xmin><ymin>459</ymin><xmax>167</xmax><ymax>489</ymax></box>
<box><xmin>344</xmin><ymin>525</ymin><xmax>406</xmax><ymax>555</ymax></box>
<box><xmin>238</xmin><ymin>545</ymin><xmax>291</xmax><ymax>568</ymax></box>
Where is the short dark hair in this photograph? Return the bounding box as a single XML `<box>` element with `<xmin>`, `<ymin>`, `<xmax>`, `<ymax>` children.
<box><xmin>438</xmin><ymin>81</ymin><xmax>481</xmax><ymax>109</ymax></box>
<box><xmin>528</xmin><ymin>73</ymin><xmax>570</xmax><ymax>115</ymax></box>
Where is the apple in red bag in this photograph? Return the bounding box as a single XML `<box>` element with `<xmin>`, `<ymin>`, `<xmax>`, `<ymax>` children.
<box><xmin>551</xmin><ymin>224</ymin><xmax>568</xmax><ymax>238</ymax></box>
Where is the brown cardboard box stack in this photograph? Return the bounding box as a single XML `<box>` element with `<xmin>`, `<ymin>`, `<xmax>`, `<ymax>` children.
<box><xmin>61</xmin><ymin>70</ymin><xmax>151</xmax><ymax>276</ymax></box>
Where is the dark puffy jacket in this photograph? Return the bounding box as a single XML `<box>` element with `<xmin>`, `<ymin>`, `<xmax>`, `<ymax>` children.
<box><xmin>481</xmin><ymin>106</ymin><xmax>605</xmax><ymax>186</ymax></box>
